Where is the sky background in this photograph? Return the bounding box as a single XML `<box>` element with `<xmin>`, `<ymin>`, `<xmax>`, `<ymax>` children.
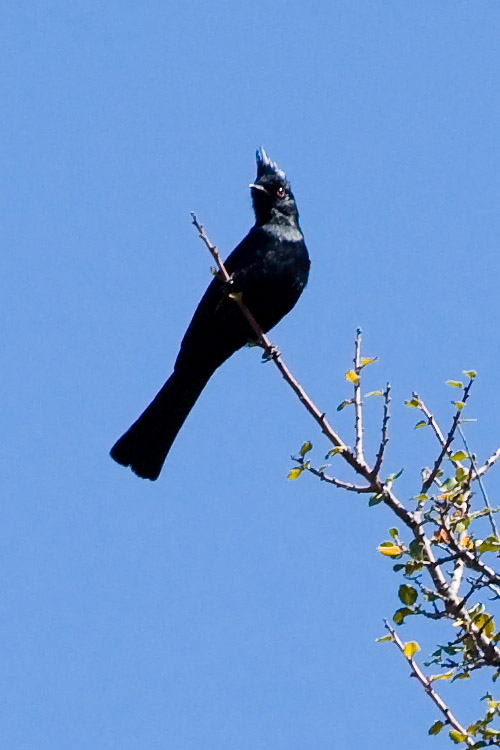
<box><xmin>3</xmin><ymin>1</ymin><xmax>500</xmax><ymax>748</ymax></box>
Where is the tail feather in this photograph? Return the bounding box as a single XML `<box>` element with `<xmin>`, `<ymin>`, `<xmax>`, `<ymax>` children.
<box><xmin>110</xmin><ymin>370</ymin><xmax>209</xmax><ymax>480</ymax></box>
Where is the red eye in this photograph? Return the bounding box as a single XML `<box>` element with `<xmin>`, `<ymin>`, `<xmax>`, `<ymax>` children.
<box><xmin>276</xmin><ymin>185</ymin><xmax>285</xmax><ymax>198</ymax></box>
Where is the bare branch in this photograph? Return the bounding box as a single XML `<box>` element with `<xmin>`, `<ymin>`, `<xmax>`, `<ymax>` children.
<box><xmin>372</xmin><ymin>383</ymin><xmax>390</xmax><ymax>478</ymax></box>
<box><xmin>476</xmin><ymin>445</ymin><xmax>500</xmax><ymax>478</ymax></box>
<box><xmin>305</xmin><ymin>465</ymin><xmax>372</xmax><ymax>493</ymax></box>
<box><xmin>458</xmin><ymin>424</ymin><xmax>499</xmax><ymax>541</ymax></box>
<box><xmin>385</xmin><ymin>621</ymin><xmax>475</xmax><ymax>747</ymax></box>
<box><xmin>421</xmin><ymin>379</ymin><xmax>475</xmax><ymax>494</ymax></box>
<box><xmin>353</xmin><ymin>330</ymin><xmax>365</xmax><ymax>465</ymax></box>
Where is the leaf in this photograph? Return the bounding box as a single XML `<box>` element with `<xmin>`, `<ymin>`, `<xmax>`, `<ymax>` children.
<box><xmin>404</xmin><ymin>398</ymin><xmax>420</xmax><ymax>408</ymax></box>
<box><xmin>452</xmin><ymin>671</ymin><xmax>470</xmax><ymax>681</ymax></box>
<box><xmin>453</xmin><ymin>401</ymin><xmax>465</xmax><ymax>411</ymax></box>
<box><xmin>389</xmin><ymin>527</ymin><xmax>399</xmax><ymax>540</ymax></box>
<box><xmin>369</xmin><ymin>494</ymin><xmax>384</xmax><ymax>507</ymax></box>
<box><xmin>449</xmin><ymin>730</ymin><xmax>467</xmax><ymax>744</ymax></box>
<box><xmin>365</xmin><ymin>390</ymin><xmax>384</xmax><ymax>398</ymax></box>
<box><xmin>477</xmin><ymin>537</ymin><xmax>500</xmax><ymax>554</ymax></box>
<box><xmin>393</xmin><ymin>607</ymin><xmax>414</xmax><ymax>625</ymax></box>
<box><xmin>403</xmin><ymin>641</ymin><xmax>420</xmax><ymax>659</ymax></box>
<box><xmin>414</xmin><ymin>420</ymin><xmax>427</xmax><ymax>429</ymax></box>
<box><xmin>287</xmin><ymin>468</ymin><xmax>302</xmax><ymax>481</ymax></box>
<box><xmin>399</xmin><ymin>584</ymin><xmax>417</xmax><ymax>606</ymax></box>
<box><xmin>228</xmin><ymin>291</ymin><xmax>243</xmax><ymax>302</ymax></box>
<box><xmin>360</xmin><ymin>357</ymin><xmax>378</xmax><ymax>367</ymax></box>
<box><xmin>325</xmin><ymin>446</ymin><xmax>347</xmax><ymax>458</ymax></box>
<box><xmin>410</xmin><ymin>493</ymin><xmax>428</xmax><ymax>503</ymax></box>
<box><xmin>377</xmin><ymin>541</ymin><xmax>401</xmax><ymax>557</ymax></box>
<box><xmin>386</xmin><ymin>468</ymin><xmax>404</xmax><ymax>485</ymax></box>
<box><xmin>473</xmin><ymin>613</ymin><xmax>495</xmax><ymax>639</ymax></box>
<box><xmin>345</xmin><ymin>369</ymin><xmax>359</xmax><ymax>384</ymax></box>
<box><xmin>429</xmin><ymin>670</ymin><xmax>454</xmax><ymax>682</ymax></box>
<box><xmin>450</xmin><ymin>450</ymin><xmax>467</xmax><ymax>462</ymax></box>
<box><xmin>337</xmin><ymin>399</ymin><xmax>353</xmax><ymax>412</ymax></box>
<box><xmin>446</xmin><ymin>380</ymin><xmax>463</xmax><ymax>389</ymax></box>
<box><xmin>463</xmin><ymin>370</ymin><xmax>477</xmax><ymax>380</ymax></box>
<box><xmin>299</xmin><ymin>441</ymin><xmax>313</xmax><ymax>457</ymax></box>
<box><xmin>428</xmin><ymin>720</ymin><xmax>444</xmax><ymax>736</ymax></box>
<box><xmin>376</xmin><ymin>635</ymin><xmax>392</xmax><ymax>643</ymax></box>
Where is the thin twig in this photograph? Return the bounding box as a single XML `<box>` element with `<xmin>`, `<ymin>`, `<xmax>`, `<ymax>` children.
<box><xmin>476</xmin><ymin>446</ymin><xmax>500</xmax><ymax>478</ymax></box>
<box><xmin>415</xmin><ymin>394</ymin><xmax>461</xmax><ymax>469</ymax></box>
<box><xmin>458</xmin><ymin>424</ymin><xmax>499</xmax><ymax>541</ymax></box>
<box><xmin>353</xmin><ymin>330</ymin><xmax>364</xmax><ymax>464</ymax></box>
<box><xmin>305</xmin><ymin>465</ymin><xmax>372</xmax><ymax>493</ymax></box>
<box><xmin>372</xmin><ymin>383</ymin><xmax>391</xmax><ymax>478</ymax></box>
<box><xmin>421</xmin><ymin>379</ymin><xmax>474</xmax><ymax>494</ymax></box>
<box><xmin>385</xmin><ymin>620</ymin><xmax>475</xmax><ymax>747</ymax></box>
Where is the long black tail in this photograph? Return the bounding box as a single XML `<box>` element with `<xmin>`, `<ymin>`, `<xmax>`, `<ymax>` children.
<box><xmin>110</xmin><ymin>369</ymin><xmax>210</xmax><ymax>480</ymax></box>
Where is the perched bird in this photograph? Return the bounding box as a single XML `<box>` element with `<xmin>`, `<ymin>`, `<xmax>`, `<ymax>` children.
<box><xmin>110</xmin><ymin>149</ymin><xmax>310</xmax><ymax>480</ymax></box>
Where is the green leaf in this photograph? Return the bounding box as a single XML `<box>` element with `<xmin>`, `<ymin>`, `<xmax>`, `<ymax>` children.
<box><xmin>399</xmin><ymin>584</ymin><xmax>418</xmax><ymax>606</ymax></box>
<box><xmin>393</xmin><ymin>607</ymin><xmax>414</xmax><ymax>625</ymax></box>
<box><xmin>464</xmin><ymin>370</ymin><xmax>477</xmax><ymax>380</ymax></box>
<box><xmin>287</xmin><ymin>468</ymin><xmax>302</xmax><ymax>481</ymax></box>
<box><xmin>299</xmin><ymin>441</ymin><xmax>313</xmax><ymax>457</ymax></box>
<box><xmin>337</xmin><ymin>399</ymin><xmax>353</xmax><ymax>412</ymax></box>
<box><xmin>345</xmin><ymin>369</ymin><xmax>359</xmax><ymax>384</ymax></box>
<box><xmin>365</xmin><ymin>390</ymin><xmax>383</xmax><ymax>398</ymax></box>
<box><xmin>404</xmin><ymin>398</ymin><xmax>420</xmax><ymax>408</ymax></box>
<box><xmin>325</xmin><ymin>446</ymin><xmax>347</xmax><ymax>458</ymax></box>
<box><xmin>446</xmin><ymin>380</ymin><xmax>463</xmax><ymax>389</ymax></box>
<box><xmin>449</xmin><ymin>730</ymin><xmax>467</xmax><ymax>744</ymax></box>
<box><xmin>410</xmin><ymin>493</ymin><xmax>428</xmax><ymax>503</ymax></box>
<box><xmin>389</xmin><ymin>527</ymin><xmax>399</xmax><ymax>540</ymax></box>
<box><xmin>473</xmin><ymin>613</ymin><xmax>495</xmax><ymax>639</ymax></box>
<box><xmin>369</xmin><ymin>493</ymin><xmax>384</xmax><ymax>506</ymax></box>
<box><xmin>452</xmin><ymin>671</ymin><xmax>470</xmax><ymax>681</ymax></box>
<box><xmin>386</xmin><ymin>468</ymin><xmax>404</xmax><ymax>484</ymax></box>
<box><xmin>403</xmin><ymin>641</ymin><xmax>420</xmax><ymax>658</ymax></box>
<box><xmin>453</xmin><ymin>401</ymin><xmax>465</xmax><ymax>411</ymax></box>
<box><xmin>360</xmin><ymin>356</ymin><xmax>378</xmax><ymax>367</ymax></box>
<box><xmin>477</xmin><ymin>537</ymin><xmax>500</xmax><ymax>554</ymax></box>
<box><xmin>414</xmin><ymin>420</ymin><xmax>427</xmax><ymax>429</ymax></box>
<box><xmin>376</xmin><ymin>635</ymin><xmax>392</xmax><ymax>643</ymax></box>
<box><xmin>450</xmin><ymin>450</ymin><xmax>467</xmax><ymax>462</ymax></box>
<box><xmin>428</xmin><ymin>720</ymin><xmax>444</xmax><ymax>736</ymax></box>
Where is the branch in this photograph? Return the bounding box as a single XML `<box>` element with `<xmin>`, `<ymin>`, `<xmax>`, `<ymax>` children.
<box><xmin>353</xmin><ymin>330</ymin><xmax>365</xmax><ymax>464</ymax></box>
<box><xmin>305</xmin><ymin>465</ymin><xmax>372</xmax><ymax>493</ymax></box>
<box><xmin>372</xmin><ymin>383</ymin><xmax>390</xmax><ymax>478</ymax></box>
<box><xmin>385</xmin><ymin>621</ymin><xmax>475</xmax><ymax>747</ymax></box>
<box><xmin>421</xmin><ymin>379</ymin><xmax>474</xmax><ymax>494</ymax></box>
<box><xmin>458</xmin><ymin>424</ymin><xmax>499</xmax><ymax>541</ymax></box>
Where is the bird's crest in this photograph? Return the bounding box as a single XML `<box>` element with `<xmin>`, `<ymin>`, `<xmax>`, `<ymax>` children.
<box><xmin>256</xmin><ymin>147</ymin><xmax>286</xmax><ymax>181</ymax></box>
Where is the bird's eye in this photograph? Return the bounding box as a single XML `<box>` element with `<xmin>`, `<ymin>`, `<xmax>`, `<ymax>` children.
<box><xmin>276</xmin><ymin>185</ymin><xmax>286</xmax><ymax>198</ymax></box>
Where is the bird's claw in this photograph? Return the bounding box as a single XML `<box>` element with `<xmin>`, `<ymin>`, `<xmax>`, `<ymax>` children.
<box><xmin>261</xmin><ymin>345</ymin><xmax>280</xmax><ymax>363</ymax></box>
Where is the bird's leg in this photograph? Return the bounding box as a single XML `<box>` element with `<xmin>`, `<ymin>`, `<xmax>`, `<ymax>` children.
<box><xmin>261</xmin><ymin>344</ymin><xmax>280</xmax><ymax>363</ymax></box>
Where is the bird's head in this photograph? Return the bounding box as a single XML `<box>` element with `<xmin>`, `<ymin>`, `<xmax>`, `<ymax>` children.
<box><xmin>250</xmin><ymin>148</ymin><xmax>298</xmax><ymax>226</ymax></box>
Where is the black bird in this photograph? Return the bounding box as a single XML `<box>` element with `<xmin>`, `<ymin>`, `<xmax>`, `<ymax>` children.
<box><xmin>110</xmin><ymin>149</ymin><xmax>310</xmax><ymax>480</ymax></box>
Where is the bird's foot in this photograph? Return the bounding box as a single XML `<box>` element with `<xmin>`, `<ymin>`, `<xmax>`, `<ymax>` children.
<box><xmin>261</xmin><ymin>345</ymin><xmax>280</xmax><ymax>363</ymax></box>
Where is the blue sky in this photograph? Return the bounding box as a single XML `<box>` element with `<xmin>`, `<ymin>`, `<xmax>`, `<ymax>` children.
<box><xmin>3</xmin><ymin>2</ymin><xmax>500</xmax><ymax>748</ymax></box>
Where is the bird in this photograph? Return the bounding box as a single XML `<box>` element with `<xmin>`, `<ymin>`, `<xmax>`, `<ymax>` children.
<box><xmin>110</xmin><ymin>148</ymin><xmax>310</xmax><ymax>480</ymax></box>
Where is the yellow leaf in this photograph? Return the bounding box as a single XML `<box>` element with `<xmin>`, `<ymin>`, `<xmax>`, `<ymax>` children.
<box><xmin>287</xmin><ymin>468</ymin><xmax>302</xmax><ymax>481</ymax></box>
<box><xmin>345</xmin><ymin>369</ymin><xmax>359</xmax><ymax>384</ymax></box>
<box><xmin>377</xmin><ymin>542</ymin><xmax>402</xmax><ymax>557</ymax></box>
<box><xmin>403</xmin><ymin>641</ymin><xmax>420</xmax><ymax>659</ymax></box>
<box><xmin>429</xmin><ymin>670</ymin><xmax>454</xmax><ymax>682</ymax></box>
<box><xmin>361</xmin><ymin>357</ymin><xmax>378</xmax><ymax>367</ymax></box>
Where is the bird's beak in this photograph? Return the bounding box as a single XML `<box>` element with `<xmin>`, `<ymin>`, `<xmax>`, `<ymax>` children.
<box><xmin>249</xmin><ymin>183</ymin><xmax>268</xmax><ymax>194</ymax></box>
